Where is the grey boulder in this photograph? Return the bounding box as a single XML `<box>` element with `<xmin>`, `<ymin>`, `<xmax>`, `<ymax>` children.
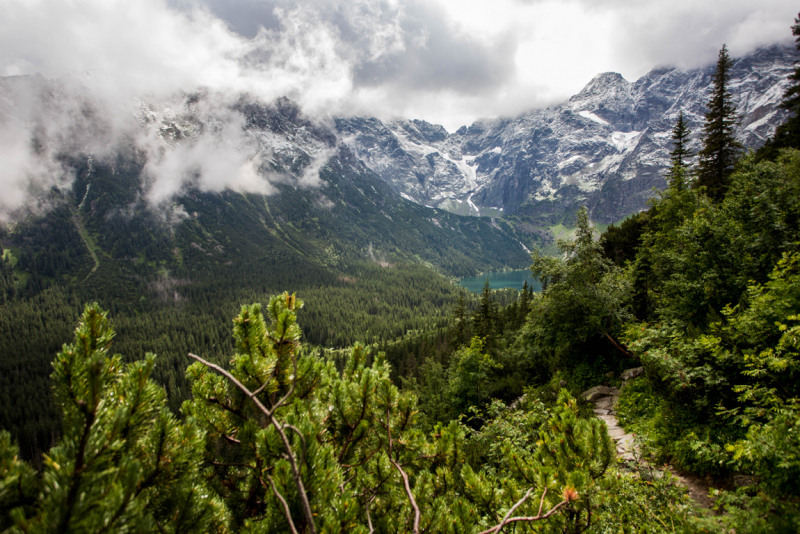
<box><xmin>581</xmin><ymin>386</ymin><xmax>619</xmax><ymax>402</ymax></box>
<box><xmin>620</xmin><ymin>367</ymin><xmax>645</xmax><ymax>381</ymax></box>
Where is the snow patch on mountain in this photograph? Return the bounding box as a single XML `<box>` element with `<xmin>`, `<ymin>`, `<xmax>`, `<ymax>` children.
<box><xmin>579</xmin><ymin>110</ymin><xmax>610</xmax><ymax>125</ymax></box>
<box><xmin>611</xmin><ymin>131</ymin><xmax>641</xmax><ymax>150</ymax></box>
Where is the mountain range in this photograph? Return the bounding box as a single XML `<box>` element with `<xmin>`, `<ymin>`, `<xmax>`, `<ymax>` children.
<box><xmin>337</xmin><ymin>45</ymin><xmax>795</xmax><ymax>228</ymax></box>
<box><xmin>0</xmin><ymin>43</ymin><xmax>795</xmax><ymax>295</ymax></box>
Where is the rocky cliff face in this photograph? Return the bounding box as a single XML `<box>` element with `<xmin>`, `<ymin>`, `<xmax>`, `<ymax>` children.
<box><xmin>336</xmin><ymin>45</ymin><xmax>795</xmax><ymax>225</ymax></box>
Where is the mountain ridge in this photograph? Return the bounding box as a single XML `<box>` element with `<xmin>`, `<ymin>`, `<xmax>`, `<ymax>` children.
<box><xmin>337</xmin><ymin>44</ymin><xmax>795</xmax><ymax>227</ymax></box>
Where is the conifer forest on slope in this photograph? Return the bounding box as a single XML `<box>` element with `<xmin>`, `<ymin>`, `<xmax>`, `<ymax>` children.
<box><xmin>5</xmin><ymin>18</ymin><xmax>800</xmax><ymax>534</ymax></box>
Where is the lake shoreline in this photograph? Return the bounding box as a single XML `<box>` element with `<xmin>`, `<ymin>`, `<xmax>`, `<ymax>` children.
<box><xmin>458</xmin><ymin>269</ymin><xmax>542</xmax><ymax>293</ymax></box>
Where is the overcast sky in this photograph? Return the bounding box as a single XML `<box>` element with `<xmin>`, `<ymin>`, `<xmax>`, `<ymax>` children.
<box><xmin>1</xmin><ymin>0</ymin><xmax>798</xmax><ymax>131</ymax></box>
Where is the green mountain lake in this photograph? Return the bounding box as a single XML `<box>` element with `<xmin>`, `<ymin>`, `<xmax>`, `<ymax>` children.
<box><xmin>458</xmin><ymin>270</ymin><xmax>542</xmax><ymax>293</ymax></box>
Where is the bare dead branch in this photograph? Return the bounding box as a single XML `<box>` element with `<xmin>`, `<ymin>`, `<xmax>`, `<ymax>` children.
<box><xmin>222</xmin><ymin>434</ymin><xmax>241</xmax><ymax>445</ymax></box>
<box><xmin>477</xmin><ymin>490</ymin><xmax>569</xmax><ymax>534</ymax></box>
<box><xmin>495</xmin><ymin>487</ymin><xmax>533</xmax><ymax>534</ymax></box>
<box><xmin>385</xmin><ymin>406</ymin><xmax>420</xmax><ymax>534</ymax></box>
<box><xmin>604</xmin><ymin>332</ymin><xmax>638</xmax><ymax>361</ymax></box>
<box><xmin>264</xmin><ymin>476</ymin><xmax>299</xmax><ymax>534</ymax></box>
<box><xmin>537</xmin><ymin>487</ymin><xmax>548</xmax><ymax>517</ymax></box>
<box><xmin>252</xmin><ymin>381</ymin><xmax>270</xmax><ymax>397</ymax></box>
<box><xmin>365</xmin><ymin>496</ymin><xmax>375</xmax><ymax>534</ymax></box>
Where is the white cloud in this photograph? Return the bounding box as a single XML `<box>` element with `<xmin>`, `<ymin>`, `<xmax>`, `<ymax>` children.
<box><xmin>3</xmin><ymin>0</ymin><xmax>796</xmax><ymax>123</ymax></box>
<box><xmin>139</xmin><ymin>107</ymin><xmax>278</xmax><ymax>205</ymax></box>
<box><xmin>0</xmin><ymin>0</ymin><xmax>358</xmax><ymax>216</ymax></box>
<box><xmin>0</xmin><ymin>121</ymin><xmax>72</xmax><ymax>221</ymax></box>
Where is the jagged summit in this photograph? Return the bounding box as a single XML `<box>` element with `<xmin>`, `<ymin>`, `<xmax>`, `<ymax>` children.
<box><xmin>571</xmin><ymin>72</ymin><xmax>630</xmax><ymax>106</ymax></box>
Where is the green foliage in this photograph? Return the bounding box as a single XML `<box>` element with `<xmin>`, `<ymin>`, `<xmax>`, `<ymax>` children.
<box><xmin>595</xmin><ymin>468</ymin><xmax>694</xmax><ymax>533</ymax></box>
<box><xmin>695</xmin><ymin>485</ymin><xmax>800</xmax><ymax>534</ymax></box>
<box><xmin>669</xmin><ymin>111</ymin><xmax>694</xmax><ymax>183</ymax></box>
<box><xmin>403</xmin><ymin>357</ymin><xmax>450</xmax><ymax>431</ymax></box>
<box><xmin>620</xmin><ymin>132</ymin><xmax>800</xmax><ymax>527</ymax></box>
<box><xmin>525</xmin><ymin>207</ymin><xmax>633</xmax><ymax>375</ymax></box>
<box><xmin>0</xmin><ymin>432</ymin><xmax>37</xmax><ymax>532</ymax></box>
<box><xmin>0</xmin><ymin>260</ymin><xmax>468</xmax><ymax>458</ymax></box>
<box><xmin>183</xmin><ymin>294</ymin><xmax>467</xmax><ymax>532</ymax></box>
<box><xmin>600</xmin><ymin>210</ymin><xmax>652</xmax><ymax>268</ymax></box>
<box><xmin>473</xmin><ymin>280</ymin><xmax>499</xmax><ymax>350</ymax></box>
<box><xmin>446</xmin><ymin>337</ymin><xmax>502</xmax><ymax>414</ymax></box>
<box><xmin>0</xmin><ymin>304</ymin><xmax>227</xmax><ymax>533</ymax></box>
<box><xmin>496</xmin><ymin>390</ymin><xmax>615</xmax><ymax>534</ymax></box>
<box><xmin>615</xmin><ymin>376</ymin><xmax>734</xmax><ymax>475</ymax></box>
<box><xmin>179</xmin><ymin>294</ymin><xmax>631</xmax><ymax>533</ymax></box>
<box><xmin>0</xmin><ymin>142</ymin><xmax>534</xmax><ymax>457</ymax></box>
<box><xmin>460</xmin><ymin>397</ymin><xmax>552</xmax><ymax>468</ymax></box>
<box><xmin>637</xmin><ymin>151</ymin><xmax>800</xmax><ymax>325</ymax></box>
<box><xmin>0</xmin><ymin>251</ymin><xmax>19</xmax><ymax>305</ymax></box>
<box><xmin>607</xmin><ymin>28</ymin><xmax>800</xmax><ymax>525</ymax></box>
<box><xmin>756</xmin><ymin>13</ymin><xmax>800</xmax><ymax>162</ymax></box>
<box><xmin>615</xmin><ymin>378</ymin><xmax>659</xmax><ymax>431</ymax></box>
<box><xmin>2</xmin><ymin>297</ymin><xmax>705</xmax><ymax>532</ymax></box>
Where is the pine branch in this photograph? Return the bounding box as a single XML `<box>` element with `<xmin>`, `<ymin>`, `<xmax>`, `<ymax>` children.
<box><xmin>188</xmin><ymin>353</ymin><xmax>317</xmax><ymax>534</ymax></box>
<box><xmin>365</xmin><ymin>495</ymin><xmax>376</xmax><ymax>534</ymax></box>
<box><xmin>266</xmin><ymin>347</ymin><xmax>297</xmax><ymax>416</ymax></box>
<box><xmin>264</xmin><ymin>475</ymin><xmax>299</xmax><ymax>534</ymax></box>
<box><xmin>58</xmin><ymin>404</ymin><xmax>96</xmax><ymax>533</ymax></box>
<box><xmin>284</xmin><ymin>424</ymin><xmax>308</xmax><ymax>465</ymax></box>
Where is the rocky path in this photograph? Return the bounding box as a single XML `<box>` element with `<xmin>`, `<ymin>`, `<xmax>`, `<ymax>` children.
<box><xmin>582</xmin><ymin>374</ymin><xmax>715</xmax><ymax>510</ymax></box>
<box><xmin>583</xmin><ymin>387</ymin><xmax>637</xmax><ymax>462</ymax></box>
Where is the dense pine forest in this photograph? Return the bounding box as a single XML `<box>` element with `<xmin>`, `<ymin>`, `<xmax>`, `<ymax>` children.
<box><xmin>5</xmin><ymin>17</ymin><xmax>800</xmax><ymax>534</ymax></box>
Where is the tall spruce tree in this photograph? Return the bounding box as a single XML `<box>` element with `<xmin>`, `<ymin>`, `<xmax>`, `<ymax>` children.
<box><xmin>668</xmin><ymin>111</ymin><xmax>693</xmax><ymax>190</ymax></box>
<box><xmin>516</xmin><ymin>280</ymin><xmax>532</xmax><ymax>328</ymax></box>
<box><xmin>782</xmin><ymin>15</ymin><xmax>800</xmax><ymax>118</ymax></box>
<box><xmin>695</xmin><ymin>44</ymin><xmax>741</xmax><ymax>200</ymax></box>
<box><xmin>474</xmin><ymin>279</ymin><xmax>498</xmax><ymax>349</ymax></box>
<box><xmin>451</xmin><ymin>289</ymin><xmax>472</xmax><ymax>347</ymax></box>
